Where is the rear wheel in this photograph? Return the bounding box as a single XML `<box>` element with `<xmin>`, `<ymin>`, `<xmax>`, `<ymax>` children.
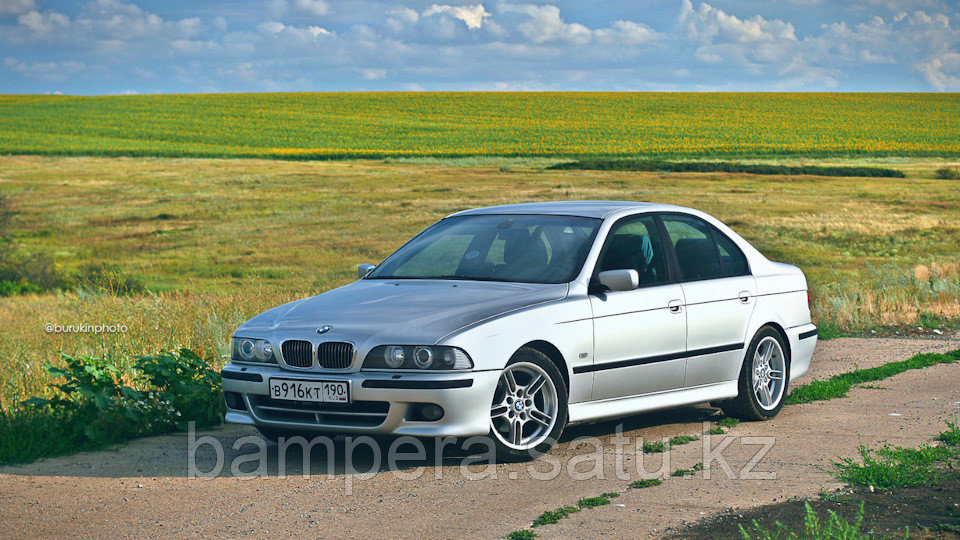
<box><xmin>488</xmin><ymin>348</ymin><xmax>568</xmax><ymax>462</ymax></box>
<box><xmin>720</xmin><ymin>326</ymin><xmax>789</xmax><ymax>421</ymax></box>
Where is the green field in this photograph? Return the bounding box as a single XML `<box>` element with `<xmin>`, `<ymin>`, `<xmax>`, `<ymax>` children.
<box><xmin>1</xmin><ymin>155</ymin><xmax>959</xmax><ymax>408</ymax></box>
<box><xmin>1</xmin><ymin>92</ymin><xmax>958</xmax><ymax>159</ymax></box>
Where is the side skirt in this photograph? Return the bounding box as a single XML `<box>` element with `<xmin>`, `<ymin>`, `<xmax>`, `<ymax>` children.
<box><xmin>567</xmin><ymin>381</ymin><xmax>739</xmax><ymax>424</ymax></box>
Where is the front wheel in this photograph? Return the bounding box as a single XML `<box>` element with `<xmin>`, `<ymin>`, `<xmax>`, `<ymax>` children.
<box><xmin>721</xmin><ymin>326</ymin><xmax>790</xmax><ymax>421</ymax></box>
<box><xmin>488</xmin><ymin>348</ymin><xmax>568</xmax><ymax>461</ymax></box>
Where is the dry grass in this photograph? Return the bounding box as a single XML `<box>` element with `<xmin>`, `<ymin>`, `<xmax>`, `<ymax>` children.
<box><xmin>0</xmin><ymin>155</ymin><xmax>958</xmax><ymax>407</ymax></box>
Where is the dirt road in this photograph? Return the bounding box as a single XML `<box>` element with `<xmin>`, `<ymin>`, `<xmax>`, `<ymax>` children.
<box><xmin>2</xmin><ymin>337</ymin><xmax>958</xmax><ymax>539</ymax></box>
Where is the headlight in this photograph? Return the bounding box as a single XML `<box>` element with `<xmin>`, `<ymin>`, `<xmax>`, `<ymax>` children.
<box><xmin>255</xmin><ymin>340</ymin><xmax>273</xmax><ymax>362</ymax></box>
<box><xmin>232</xmin><ymin>337</ymin><xmax>277</xmax><ymax>363</ymax></box>
<box><xmin>384</xmin><ymin>345</ymin><xmax>405</xmax><ymax>368</ymax></box>
<box><xmin>364</xmin><ymin>345</ymin><xmax>473</xmax><ymax>371</ymax></box>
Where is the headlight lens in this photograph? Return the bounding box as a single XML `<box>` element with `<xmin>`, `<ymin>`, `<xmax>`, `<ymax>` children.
<box><xmin>364</xmin><ymin>345</ymin><xmax>473</xmax><ymax>371</ymax></box>
<box><xmin>384</xmin><ymin>345</ymin><xmax>405</xmax><ymax>368</ymax></box>
<box><xmin>232</xmin><ymin>337</ymin><xmax>276</xmax><ymax>363</ymax></box>
<box><xmin>255</xmin><ymin>340</ymin><xmax>273</xmax><ymax>361</ymax></box>
<box><xmin>413</xmin><ymin>347</ymin><xmax>433</xmax><ymax>369</ymax></box>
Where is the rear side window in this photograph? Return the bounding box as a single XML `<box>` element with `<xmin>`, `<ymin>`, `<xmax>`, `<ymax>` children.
<box><xmin>714</xmin><ymin>229</ymin><xmax>750</xmax><ymax>277</ymax></box>
<box><xmin>661</xmin><ymin>215</ymin><xmax>723</xmax><ymax>281</ymax></box>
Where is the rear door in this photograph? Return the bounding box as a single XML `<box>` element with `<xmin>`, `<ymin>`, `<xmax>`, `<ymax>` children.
<box><xmin>588</xmin><ymin>214</ymin><xmax>687</xmax><ymax>400</ymax></box>
<box><xmin>659</xmin><ymin>213</ymin><xmax>757</xmax><ymax>388</ymax></box>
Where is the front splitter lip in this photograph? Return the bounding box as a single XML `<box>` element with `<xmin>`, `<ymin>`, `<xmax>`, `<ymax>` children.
<box><xmin>221</xmin><ymin>363</ymin><xmax>501</xmax><ymax>437</ymax></box>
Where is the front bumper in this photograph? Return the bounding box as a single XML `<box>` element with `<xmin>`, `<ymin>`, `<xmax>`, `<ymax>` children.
<box><xmin>220</xmin><ymin>363</ymin><xmax>500</xmax><ymax>437</ymax></box>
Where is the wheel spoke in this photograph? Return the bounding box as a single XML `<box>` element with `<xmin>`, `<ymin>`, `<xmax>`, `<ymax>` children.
<box><xmin>511</xmin><ymin>419</ymin><xmax>522</xmax><ymax>446</ymax></box>
<box><xmin>760</xmin><ymin>384</ymin><xmax>773</xmax><ymax>406</ymax></box>
<box><xmin>769</xmin><ymin>369</ymin><xmax>783</xmax><ymax>380</ymax></box>
<box><xmin>503</xmin><ymin>370</ymin><xmax>518</xmax><ymax>394</ymax></box>
<box><xmin>491</xmin><ymin>404</ymin><xmax>509</xmax><ymax>419</ymax></box>
<box><xmin>526</xmin><ymin>374</ymin><xmax>545</xmax><ymax>397</ymax></box>
<box><xmin>762</xmin><ymin>343</ymin><xmax>773</xmax><ymax>364</ymax></box>
<box><xmin>529</xmin><ymin>408</ymin><xmax>552</xmax><ymax>428</ymax></box>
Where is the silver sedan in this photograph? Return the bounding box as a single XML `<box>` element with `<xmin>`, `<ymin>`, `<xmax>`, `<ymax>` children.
<box><xmin>221</xmin><ymin>201</ymin><xmax>817</xmax><ymax>460</ymax></box>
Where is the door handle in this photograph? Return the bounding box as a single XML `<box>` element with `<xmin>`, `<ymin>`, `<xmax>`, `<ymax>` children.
<box><xmin>738</xmin><ymin>290</ymin><xmax>752</xmax><ymax>303</ymax></box>
<box><xmin>668</xmin><ymin>299</ymin><xmax>683</xmax><ymax>313</ymax></box>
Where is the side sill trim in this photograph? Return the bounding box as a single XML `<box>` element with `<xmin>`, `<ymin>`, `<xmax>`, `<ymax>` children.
<box><xmin>573</xmin><ymin>342</ymin><xmax>745</xmax><ymax>374</ymax></box>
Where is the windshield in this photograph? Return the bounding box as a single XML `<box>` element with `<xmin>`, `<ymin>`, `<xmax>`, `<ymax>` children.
<box><xmin>367</xmin><ymin>214</ymin><xmax>601</xmax><ymax>284</ymax></box>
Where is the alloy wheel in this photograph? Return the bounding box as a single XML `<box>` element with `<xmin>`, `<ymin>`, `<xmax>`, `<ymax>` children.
<box><xmin>490</xmin><ymin>362</ymin><xmax>559</xmax><ymax>451</ymax></box>
<box><xmin>752</xmin><ymin>336</ymin><xmax>786</xmax><ymax>410</ymax></box>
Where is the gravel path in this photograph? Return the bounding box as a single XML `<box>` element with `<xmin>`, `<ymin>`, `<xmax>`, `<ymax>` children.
<box><xmin>1</xmin><ymin>337</ymin><xmax>958</xmax><ymax>539</ymax></box>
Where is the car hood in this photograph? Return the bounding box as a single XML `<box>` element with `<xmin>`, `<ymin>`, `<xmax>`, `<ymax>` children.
<box><xmin>237</xmin><ymin>279</ymin><xmax>569</xmax><ymax>346</ymax></box>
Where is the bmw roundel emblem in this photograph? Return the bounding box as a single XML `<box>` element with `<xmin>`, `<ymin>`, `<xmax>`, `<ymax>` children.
<box><xmin>317</xmin><ymin>325</ymin><xmax>332</xmax><ymax>334</ymax></box>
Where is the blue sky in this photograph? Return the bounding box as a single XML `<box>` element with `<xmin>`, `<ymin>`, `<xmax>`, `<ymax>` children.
<box><xmin>1</xmin><ymin>0</ymin><xmax>958</xmax><ymax>94</ymax></box>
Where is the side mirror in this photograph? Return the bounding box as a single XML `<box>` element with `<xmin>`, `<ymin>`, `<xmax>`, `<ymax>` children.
<box><xmin>357</xmin><ymin>263</ymin><xmax>376</xmax><ymax>279</ymax></box>
<box><xmin>598</xmin><ymin>269</ymin><xmax>639</xmax><ymax>292</ymax></box>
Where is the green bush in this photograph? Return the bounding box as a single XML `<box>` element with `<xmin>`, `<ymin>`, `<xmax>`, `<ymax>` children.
<box><xmin>1</xmin><ymin>349</ymin><xmax>223</xmax><ymax>465</ymax></box>
<box><xmin>935</xmin><ymin>167</ymin><xmax>959</xmax><ymax>180</ymax></box>
<box><xmin>833</xmin><ymin>444</ymin><xmax>958</xmax><ymax>489</ymax></box>
<box><xmin>546</xmin><ymin>159</ymin><xmax>906</xmax><ymax>178</ymax></box>
<box><xmin>75</xmin><ymin>262</ymin><xmax>145</xmax><ymax>296</ymax></box>
<box><xmin>0</xmin><ymin>279</ymin><xmax>43</xmax><ymax>297</ymax></box>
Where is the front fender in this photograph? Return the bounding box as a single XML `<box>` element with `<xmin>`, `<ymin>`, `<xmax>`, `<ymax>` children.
<box><xmin>438</xmin><ymin>294</ymin><xmax>595</xmax><ymax>404</ymax></box>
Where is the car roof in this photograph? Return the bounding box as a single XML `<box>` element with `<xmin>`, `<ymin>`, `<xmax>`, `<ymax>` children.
<box><xmin>448</xmin><ymin>200</ymin><xmax>686</xmax><ymax>219</ymax></box>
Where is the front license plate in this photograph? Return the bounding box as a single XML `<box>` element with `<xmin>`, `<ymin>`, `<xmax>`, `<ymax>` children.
<box><xmin>269</xmin><ymin>379</ymin><xmax>350</xmax><ymax>403</ymax></box>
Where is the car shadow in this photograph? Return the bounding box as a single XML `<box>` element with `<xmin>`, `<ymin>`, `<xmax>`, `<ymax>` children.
<box><xmin>0</xmin><ymin>404</ymin><xmax>724</xmax><ymax>479</ymax></box>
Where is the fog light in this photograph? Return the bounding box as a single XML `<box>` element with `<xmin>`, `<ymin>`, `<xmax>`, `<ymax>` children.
<box><xmin>420</xmin><ymin>404</ymin><xmax>444</xmax><ymax>421</ymax></box>
<box><xmin>224</xmin><ymin>391</ymin><xmax>246</xmax><ymax>411</ymax></box>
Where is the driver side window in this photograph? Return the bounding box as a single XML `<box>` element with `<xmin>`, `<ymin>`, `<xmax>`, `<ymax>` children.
<box><xmin>598</xmin><ymin>216</ymin><xmax>669</xmax><ymax>287</ymax></box>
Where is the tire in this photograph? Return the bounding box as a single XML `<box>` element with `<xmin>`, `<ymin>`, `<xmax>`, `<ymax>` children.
<box><xmin>720</xmin><ymin>326</ymin><xmax>790</xmax><ymax>421</ymax></box>
<box><xmin>488</xmin><ymin>347</ymin><xmax>568</xmax><ymax>462</ymax></box>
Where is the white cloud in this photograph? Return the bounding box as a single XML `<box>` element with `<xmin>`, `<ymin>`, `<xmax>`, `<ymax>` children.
<box><xmin>361</xmin><ymin>68</ymin><xmax>386</xmax><ymax>79</ymax></box>
<box><xmin>502</xmin><ymin>4</ymin><xmax>591</xmax><ymax>44</ymax></box>
<box><xmin>680</xmin><ymin>0</ymin><xmax>796</xmax><ymax>43</ymax></box>
<box><xmin>3</xmin><ymin>57</ymin><xmax>86</xmax><ymax>81</ymax></box>
<box><xmin>388</xmin><ymin>7</ymin><xmax>419</xmax><ymax>24</ymax></box>
<box><xmin>258</xmin><ymin>21</ymin><xmax>286</xmax><ymax>34</ymax></box>
<box><xmin>422</xmin><ymin>4</ymin><xmax>490</xmax><ymax>30</ymax></box>
<box><xmin>595</xmin><ymin>20</ymin><xmax>660</xmax><ymax>45</ymax></box>
<box><xmin>0</xmin><ymin>0</ymin><xmax>36</xmax><ymax>15</ymax></box>
<box><xmin>918</xmin><ymin>52</ymin><xmax>960</xmax><ymax>90</ymax></box>
<box><xmin>293</xmin><ymin>0</ymin><xmax>329</xmax><ymax>17</ymax></box>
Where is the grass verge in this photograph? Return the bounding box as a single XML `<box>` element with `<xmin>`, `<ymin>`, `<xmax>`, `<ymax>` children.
<box><xmin>521</xmin><ymin>492</ymin><xmax>622</xmax><ymax>535</ymax></box>
<box><xmin>833</xmin><ymin>444</ymin><xmax>958</xmax><ymax>489</ymax></box>
<box><xmin>546</xmin><ymin>159</ymin><xmax>906</xmax><ymax>178</ymax></box>
<box><xmin>738</xmin><ymin>502</ymin><xmax>870</xmax><ymax>540</ymax></box>
<box><xmin>833</xmin><ymin>422</ymin><xmax>960</xmax><ymax>490</ymax></box>
<box><xmin>642</xmin><ymin>440</ymin><xmax>668</xmax><ymax>453</ymax></box>
<box><xmin>786</xmin><ymin>348</ymin><xmax>960</xmax><ymax>405</ymax></box>
<box><xmin>671</xmin><ymin>463</ymin><xmax>705</xmax><ymax>477</ymax></box>
<box><xmin>629</xmin><ymin>478</ymin><xmax>663</xmax><ymax>489</ymax></box>
<box><xmin>677</xmin><ymin>423</ymin><xmax>960</xmax><ymax>539</ymax></box>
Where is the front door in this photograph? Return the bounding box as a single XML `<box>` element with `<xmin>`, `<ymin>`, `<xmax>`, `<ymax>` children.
<box><xmin>588</xmin><ymin>214</ymin><xmax>687</xmax><ymax>400</ymax></box>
